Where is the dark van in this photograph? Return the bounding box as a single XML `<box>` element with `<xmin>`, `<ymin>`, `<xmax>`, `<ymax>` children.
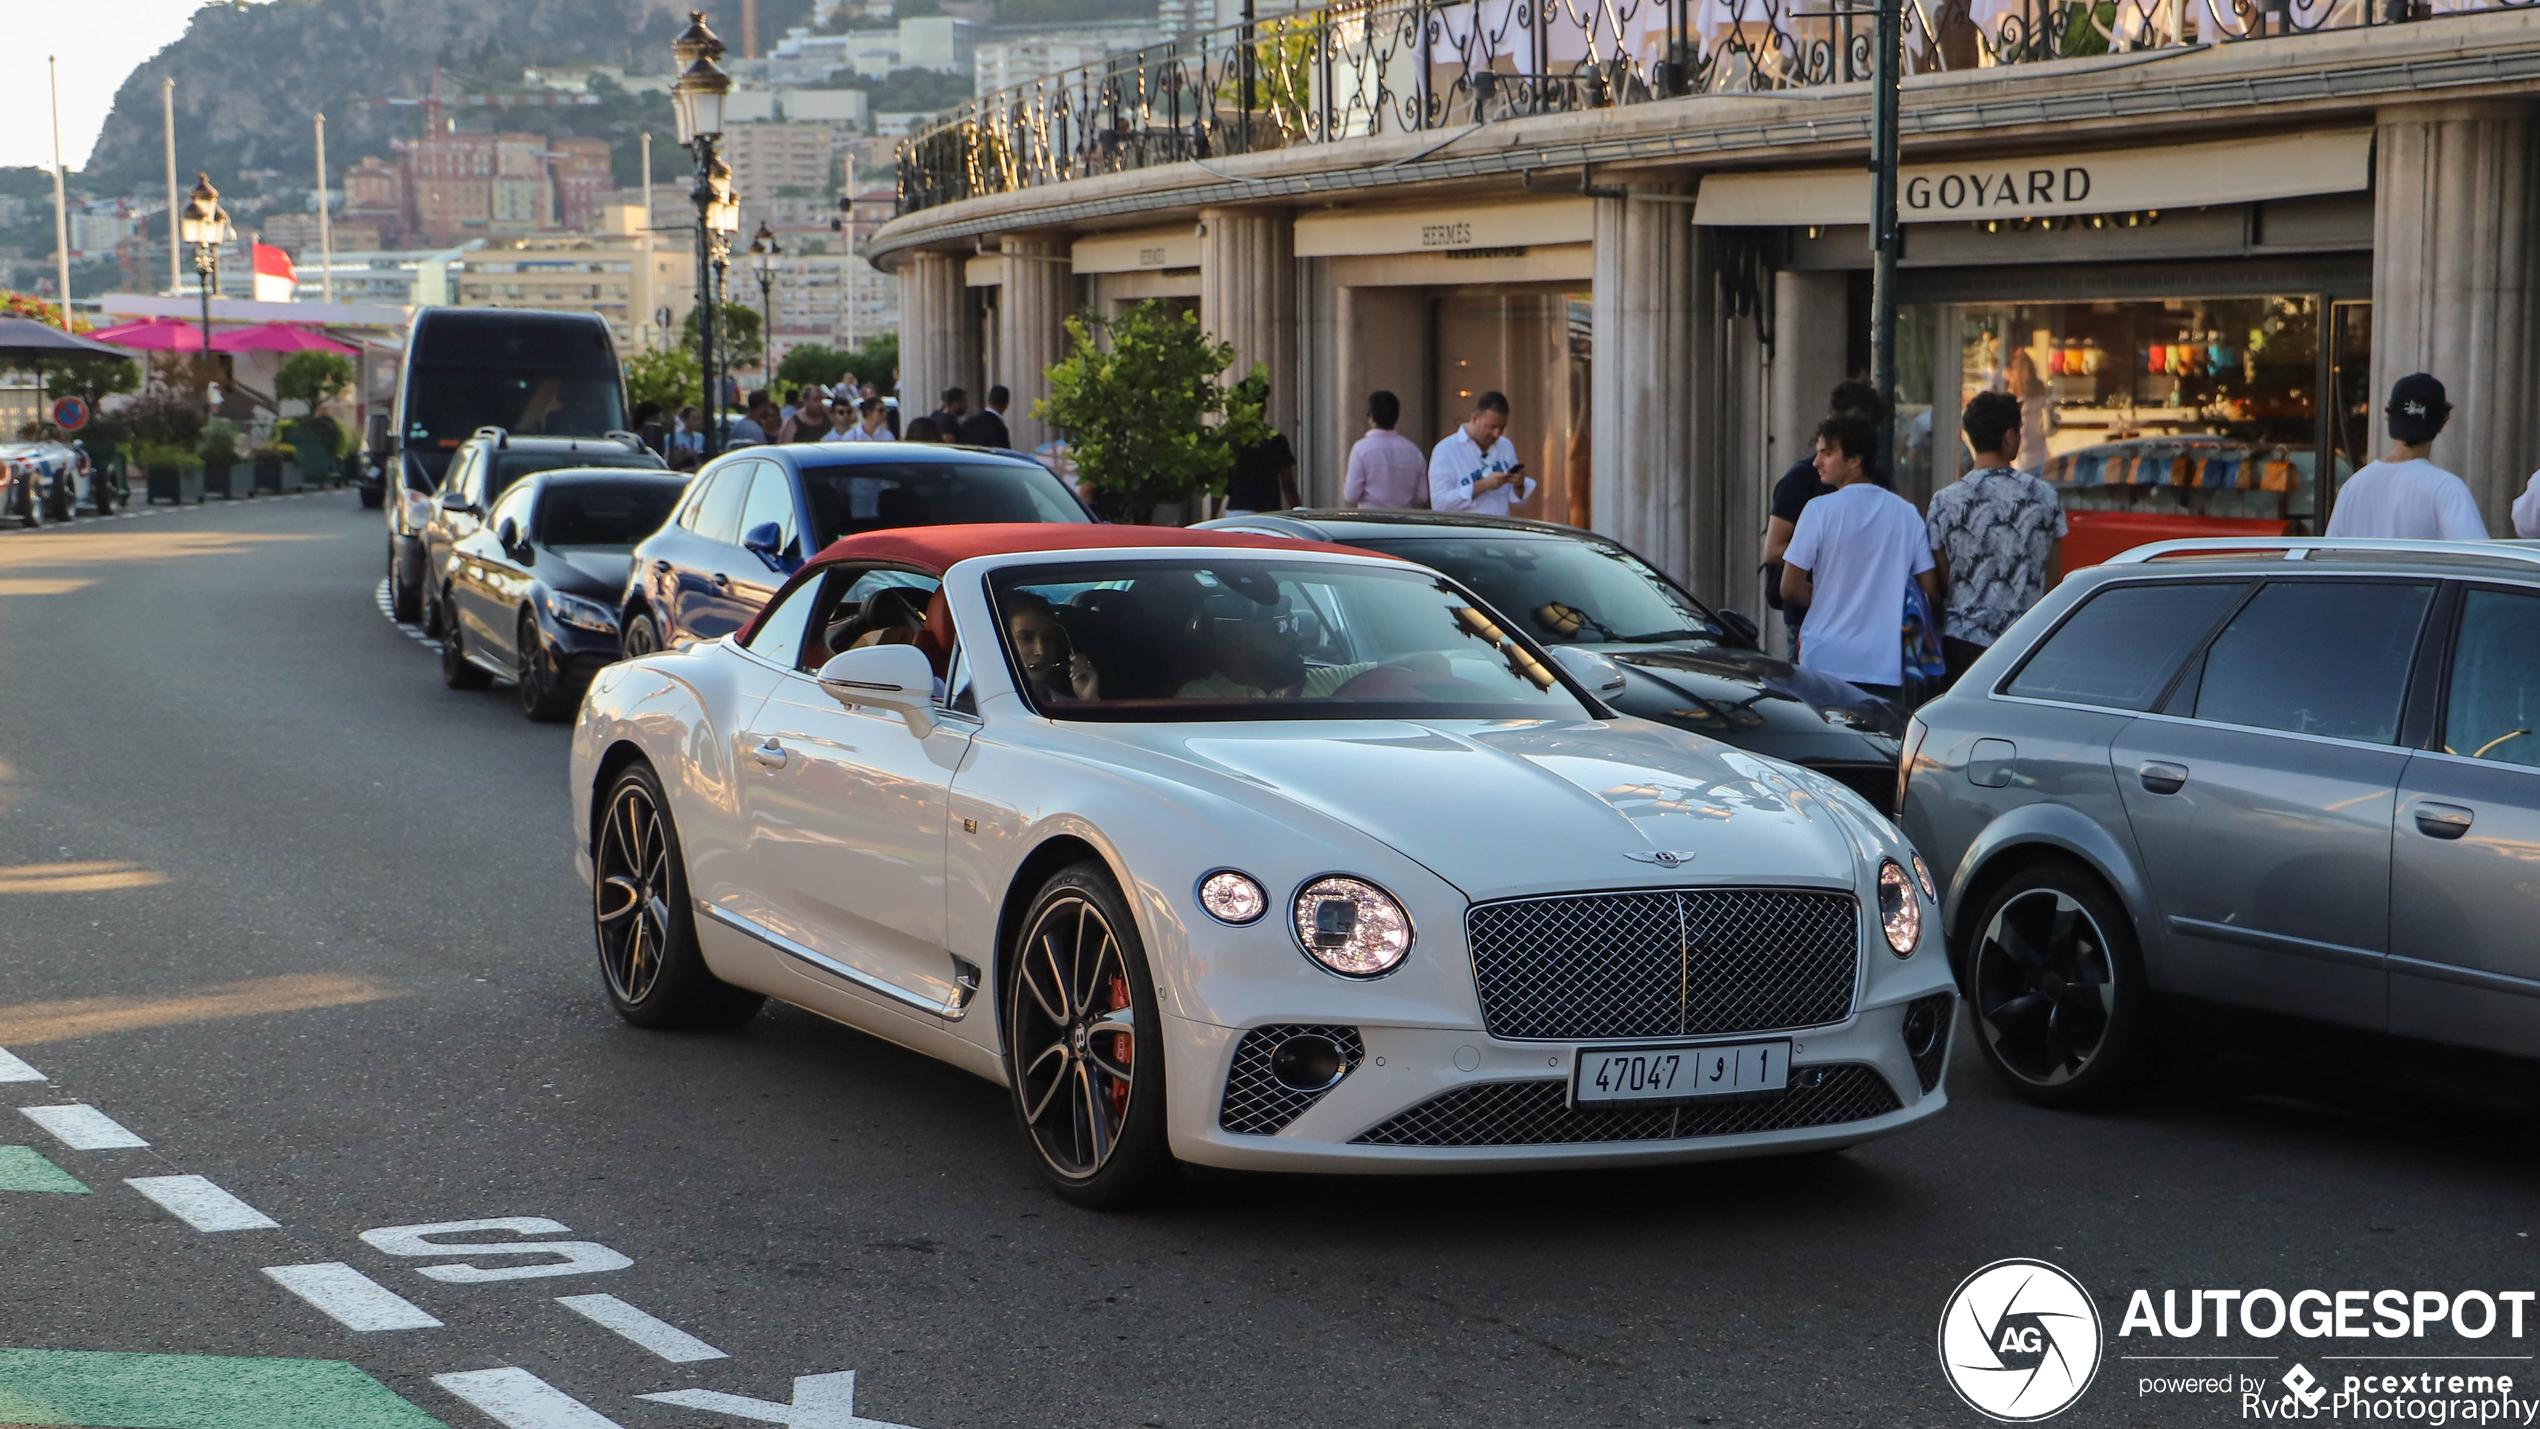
<box><xmin>381</xmin><ymin>308</ymin><xmax>630</xmax><ymax>621</ymax></box>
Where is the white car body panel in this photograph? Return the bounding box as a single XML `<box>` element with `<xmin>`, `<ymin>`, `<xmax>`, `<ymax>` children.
<box><xmin>570</xmin><ymin>546</ymin><xmax>1953</xmax><ymax>1172</ymax></box>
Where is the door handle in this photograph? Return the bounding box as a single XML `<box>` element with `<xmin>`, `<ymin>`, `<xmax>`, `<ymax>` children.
<box><xmin>748</xmin><ymin>738</ymin><xmax>791</xmax><ymax>770</ymax></box>
<box><xmin>2137</xmin><ymin>761</ymin><xmax>2189</xmax><ymax>795</ymax></box>
<box><xmin>2414</xmin><ymin>802</ymin><xmax>2474</xmax><ymax>840</ymax></box>
<box><xmin>712</xmin><ymin>573</ymin><xmax>732</xmax><ymax>588</ymax></box>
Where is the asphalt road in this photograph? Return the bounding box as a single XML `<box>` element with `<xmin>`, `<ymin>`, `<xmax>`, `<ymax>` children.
<box><xmin>0</xmin><ymin>491</ymin><xmax>2534</xmax><ymax>1429</ymax></box>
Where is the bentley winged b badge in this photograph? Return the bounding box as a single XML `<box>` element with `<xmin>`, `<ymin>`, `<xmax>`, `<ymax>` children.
<box><xmin>1624</xmin><ymin>850</ymin><xmax>1699</xmax><ymax>869</ymax></box>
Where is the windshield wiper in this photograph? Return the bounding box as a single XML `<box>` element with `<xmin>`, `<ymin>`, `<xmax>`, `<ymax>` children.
<box><xmin>1611</xmin><ymin>628</ymin><xmax>1721</xmax><ymax>644</ymax></box>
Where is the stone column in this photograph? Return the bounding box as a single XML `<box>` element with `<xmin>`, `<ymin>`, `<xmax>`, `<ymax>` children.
<box><xmin>1769</xmin><ymin>270</ymin><xmax>1849</xmax><ymax>492</ymax></box>
<box><xmin>1200</xmin><ymin>207</ymin><xmax>1297</xmax><ymax>441</ymax></box>
<box><xmin>1591</xmin><ymin>187</ymin><xmax>1696</xmax><ymax>582</ymax></box>
<box><xmin>2372</xmin><ymin>101</ymin><xmax>2539</xmax><ymax>528</ymax></box>
<box><xmin>897</xmin><ymin>249</ymin><xmax>977</xmax><ymax>423</ymax></box>
<box><xmin>996</xmin><ymin>233</ymin><xmax>1071</xmax><ymax>453</ymax></box>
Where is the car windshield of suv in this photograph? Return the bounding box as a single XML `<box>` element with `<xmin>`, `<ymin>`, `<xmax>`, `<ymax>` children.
<box><xmin>1347</xmin><ymin>536</ymin><xmax>1725</xmax><ymax>647</ymax></box>
<box><xmin>405</xmin><ymin>370</ymin><xmax>627</xmax><ymax>448</ymax></box>
<box><xmin>989</xmin><ymin>559</ymin><xmax>1593</xmax><ymax>722</ymax></box>
<box><xmin>489</xmin><ymin>451</ymin><xmax>656</xmax><ymax>506</ymax></box>
<box><xmin>798</xmin><ymin>459</ymin><xmax>1085</xmax><ymax>546</ymax></box>
<box><xmin>538</xmin><ymin>481</ymin><xmax>685</xmax><ymax>550</ymax></box>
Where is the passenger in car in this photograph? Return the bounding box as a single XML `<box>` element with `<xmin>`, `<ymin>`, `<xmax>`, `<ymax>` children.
<box><xmin>1004</xmin><ymin>592</ymin><xmax>1102</xmax><ymax>702</ymax></box>
<box><xmin>1176</xmin><ymin>601</ymin><xmax>1385</xmax><ymax>699</ymax></box>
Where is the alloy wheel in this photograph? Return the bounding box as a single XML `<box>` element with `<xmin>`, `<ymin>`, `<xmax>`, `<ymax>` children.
<box><xmin>1011</xmin><ymin>894</ymin><xmax>1140</xmax><ymax>1181</ymax></box>
<box><xmin>621</xmin><ymin>612</ymin><xmax>659</xmax><ymax>660</ymax></box>
<box><xmin>1972</xmin><ymin>888</ymin><xmax>2116</xmax><ymax>1087</ymax></box>
<box><xmin>593</xmin><ymin>780</ymin><xmax>674</xmax><ymax>1006</ymax></box>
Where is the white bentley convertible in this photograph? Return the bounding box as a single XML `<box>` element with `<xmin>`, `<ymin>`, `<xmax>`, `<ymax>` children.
<box><xmin>569</xmin><ymin>525</ymin><xmax>1955</xmax><ymax>1206</ymax></box>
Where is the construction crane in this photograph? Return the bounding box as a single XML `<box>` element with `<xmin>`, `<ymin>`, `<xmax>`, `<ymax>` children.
<box><xmin>351</xmin><ymin>67</ymin><xmax>600</xmax><ymax>136</ymax></box>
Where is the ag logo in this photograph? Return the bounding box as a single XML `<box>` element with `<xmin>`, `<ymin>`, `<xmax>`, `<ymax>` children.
<box><xmin>1938</xmin><ymin>1258</ymin><xmax>2103</xmax><ymax>1421</ymax></box>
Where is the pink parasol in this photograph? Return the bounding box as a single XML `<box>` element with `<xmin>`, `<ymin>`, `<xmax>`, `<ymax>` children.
<box><xmin>89</xmin><ymin>316</ymin><xmax>210</xmax><ymax>350</ymax></box>
<box><xmin>209</xmin><ymin>323</ymin><xmax>358</xmax><ymax>355</ymax></box>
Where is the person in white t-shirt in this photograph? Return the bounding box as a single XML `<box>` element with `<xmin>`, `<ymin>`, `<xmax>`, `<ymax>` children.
<box><xmin>2513</xmin><ymin>471</ymin><xmax>2540</xmax><ymax>538</ymax></box>
<box><xmin>1780</xmin><ymin>414</ymin><xmax>1937</xmax><ymax>698</ymax></box>
<box><xmin>827</xmin><ymin>397</ymin><xmax>897</xmax><ymax>442</ymax></box>
<box><xmin>2325</xmin><ymin>373</ymin><xmax>2487</xmax><ymax>540</ymax></box>
<box><xmin>1428</xmin><ymin>391</ymin><xmax>1534</xmax><ymax>515</ymax></box>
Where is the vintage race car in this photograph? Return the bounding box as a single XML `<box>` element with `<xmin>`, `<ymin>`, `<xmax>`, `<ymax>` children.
<box><xmin>568</xmin><ymin>524</ymin><xmax>1955</xmax><ymax>1206</ymax></box>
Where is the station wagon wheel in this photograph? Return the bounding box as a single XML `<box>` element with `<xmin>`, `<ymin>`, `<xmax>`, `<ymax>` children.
<box><xmin>621</xmin><ymin>609</ymin><xmax>662</xmax><ymax>661</ymax></box>
<box><xmin>1967</xmin><ymin>865</ymin><xmax>2160</xmax><ymax>1109</ymax></box>
<box><xmin>591</xmin><ymin>763</ymin><xmax>764</xmax><ymax>1031</ymax></box>
<box><xmin>1004</xmin><ymin>862</ymin><xmax>1173</xmax><ymax>1209</ymax></box>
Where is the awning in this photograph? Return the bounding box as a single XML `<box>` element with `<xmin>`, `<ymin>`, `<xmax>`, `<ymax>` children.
<box><xmin>1692</xmin><ymin>130</ymin><xmax>2374</xmax><ymax>226</ymax></box>
<box><xmin>210</xmin><ymin>323</ymin><xmax>358</xmax><ymax>355</ymax></box>
<box><xmin>87</xmin><ymin>316</ymin><xmax>210</xmax><ymax>351</ymax></box>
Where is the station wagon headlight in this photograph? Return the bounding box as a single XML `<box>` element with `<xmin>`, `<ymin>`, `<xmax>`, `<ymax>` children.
<box><xmin>1292</xmin><ymin>876</ymin><xmax>1412</xmax><ymax>977</ymax></box>
<box><xmin>1878</xmin><ymin>859</ymin><xmax>1920</xmax><ymax>956</ymax></box>
<box><xmin>543</xmin><ymin>590</ymin><xmax>621</xmax><ymax>633</ymax></box>
<box><xmin>1196</xmin><ymin>869</ymin><xmax>1268</xmax><ymax>925</ymax></box>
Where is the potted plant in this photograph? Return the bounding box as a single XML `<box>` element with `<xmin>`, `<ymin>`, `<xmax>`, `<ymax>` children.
<box><xmin>138</xmin><ymin>440</ymin><xmax>205</xmax><ymax>505</ymax></box>
<box><xmin>277</xmin><ymin>415</ymin><xmax>341</xmax><ymax>491</ymax></box>
<box><xmin>1035</xmin><ymin>301</ymin><xmax>1268</xmax><ymax>524</ymax></box>
<box><xmin>252</xmin><ymin>440</ymin><xmax>294</xmax><ymax>495</ymax></box>
<box><xmin>199</xmin><ymin>419</ymin><xmax>243</xmax><ymax>499</ymax></box>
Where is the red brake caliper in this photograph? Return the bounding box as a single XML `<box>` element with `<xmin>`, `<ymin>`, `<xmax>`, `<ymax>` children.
<box><xmin>1107</xmin><ymin>974</ymin><xmax>1132</xmax><ymax>1116</ymax></box>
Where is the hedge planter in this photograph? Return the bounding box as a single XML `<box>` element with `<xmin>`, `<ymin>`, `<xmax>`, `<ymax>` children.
<box><xmin>147</xmin><ymin>462</ymin><xmax>204</xmax><ymax>505</ymax></box>
<box><xmin>253</xmin><ymin>453</ymin><xmax>287</xmax><ymax>494</ymax></box>
<box><xmin>290</xmin><ymin>441</ymin><xmax>330</xmax><ymax>490</ymax></box>
<box><xmin>202</xmin><ymin>458</ymin><xmax>242</xmax><ymax>500</ymax></box>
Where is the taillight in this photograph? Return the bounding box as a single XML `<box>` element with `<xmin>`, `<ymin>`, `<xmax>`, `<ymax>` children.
<box><xmin>1896</xmin><ymin>715</ymin><xmax>1931</xmax><ymax>814</ymax></box>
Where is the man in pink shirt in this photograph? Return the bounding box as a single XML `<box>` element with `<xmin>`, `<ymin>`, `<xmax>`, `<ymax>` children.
<box><xmin>1341</xmin><ymin>390</ymin><xmax>1427</xmax><ymax>510</ymax></box>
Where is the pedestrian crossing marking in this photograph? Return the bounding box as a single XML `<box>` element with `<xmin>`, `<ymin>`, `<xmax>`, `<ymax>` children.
<box><xmin>0</xmin><ymin>1146</ymin><xmax>86</xmax><ymax>1194</ymax></box>
<box><xmin>0</xmin><ymin>1349</ymin><xmax>447</xmax><ymax>1428</ymax></box>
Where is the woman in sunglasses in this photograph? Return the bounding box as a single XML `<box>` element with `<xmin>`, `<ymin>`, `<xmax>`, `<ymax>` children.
<box><xmin>1004</xmin><ymin>593</ymin><xmax>1102</xmax><ymax>702</ymax></box>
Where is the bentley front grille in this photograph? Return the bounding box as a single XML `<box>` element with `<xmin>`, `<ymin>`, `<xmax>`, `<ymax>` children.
<box><xmin>1467</xmin><ymin>889</ymin><xmax>1860</xmax><ymax>1041</ymax></box>
<box><xmin>1348</xmin><ymin>1064</ymin><xmax>1903</xmax><ymax>1147</ymax></box>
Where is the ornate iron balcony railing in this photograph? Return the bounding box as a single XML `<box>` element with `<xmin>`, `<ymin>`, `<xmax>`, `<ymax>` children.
<box><xmin>896</xmin><ymin>0</ymin><xmax>2517</xmax><ymax>214</ymax></box>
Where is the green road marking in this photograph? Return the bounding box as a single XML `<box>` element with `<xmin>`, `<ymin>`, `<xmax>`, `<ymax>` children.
<box><xmin>0</xmin><ymin>1350</ymin><xmax>447</xmax><ymax>1429</ymax></box>
<box><xmin>0</xmin><ymin>1147</ymin><xmax>86</xmax><ymax>1194</ymax></box>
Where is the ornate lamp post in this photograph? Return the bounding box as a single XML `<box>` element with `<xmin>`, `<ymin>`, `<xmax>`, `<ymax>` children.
<box><xmin>830</xmin><ymin>194</ymin><xmax>855</xmax><ymax>356</ymax></box>
<box><xmin>178</xmin><ymin>172</ymin><xmax>231</xmax><ymax>360</ymax></box>
<box><xmin>670</xmin><ymin>12</ymin><xmax>736</xmax><ymax>457</ymax></box>
<box><xmin>746</xmin><ymin>221</ymin><xmax>781</xmax><ymax>383</ymax></box>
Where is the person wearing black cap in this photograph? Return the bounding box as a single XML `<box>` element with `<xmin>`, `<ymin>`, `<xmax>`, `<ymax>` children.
<box><xmin>2324</xmin><ymin>373</ymin><xmax>2487</xmax><ymax>540</ymax></box>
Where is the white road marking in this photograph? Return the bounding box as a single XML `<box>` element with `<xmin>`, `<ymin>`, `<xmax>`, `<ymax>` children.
<box><xmin>555</xmin><ymin>1292</ymin><xmax>727</xmax><ymax>1362</ymax></box>
<box><xmin>0</xmin><ymin>1047</ymin><xmax>43</xmax><ymax>1082</ymax></box>
<box><xmin>433</xmin><ymin>1368</ymin><xmax>625</xmax><ymax>1428</ymax></box>
<box><xmin>126</xmin><ymin>1174</ymin><xmax>280</xmax><ymax>1231</ymax></box>
<box><xmin>18</xmin><ymin>1103</ymin><xmax>147</xmax><ymax>1149</ymax></box>
<box><xmin>360</xmin><ymin>1216</ymin><xmax>633</xmax><ymax>1281</ymax></box>
<box><xmin>261</xmin><ymin>1262</ymin><xmax>444</xmax><ymax>1331</ymax></box>
<box><xmin>642</xmin><ymin>1372</ymin><xmax>921</xmax><ymax>1428</ymax></box>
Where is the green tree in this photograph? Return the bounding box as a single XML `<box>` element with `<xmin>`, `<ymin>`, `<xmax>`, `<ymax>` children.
<box><xmin>1035</xmin><ymin>301</ymin><xmax>1266</xmax><ymax>521</ymax></box>
<box><xmin>776</xmin><ymin>343</ymin><xmax>849</xmax><ymax>391</ymax></box>
<box><xmin>679</xmin><ymin>301</ymin><xmax>762</xmax><ymax>365</ymax></box>
<box><xmin>626</xmin><ymin>345</ymin><xmax>704</xmax><ymax>415</ymax></box>
<box><xmin>274</xmin><ymin>350</ymin><xmax>355</xmax><ymax>410</ymax></box>
<box><xmin>37</xmin><ymin>354</ymin><xmax>141</xmax><ymax>409</ymax></box>
<box><xmin>845</xmin><ymin>332</ymin><xmax>899</xmax><ymax>386</ymax></box>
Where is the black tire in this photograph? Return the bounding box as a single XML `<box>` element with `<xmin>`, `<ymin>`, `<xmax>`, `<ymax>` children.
<box><xmin>19</xmin><ymin>482</ymin><xmax>39</xmax><ymax>528</ymax></box>
<box><xmin>441</xmin><ymin>607</ymin><xmax>494</xmax><ymax>690</ymax></box>
<box><xmin>1002</xmin><ymin>861</ymin><xmax>1175</xmax><ymax>1210</ymax></box>
<box><xmin>46</xmin><ymin>484</ymin><xmax>73</xmax><ymax>523</ymax></box>
<box><xmin>421</xmin><ymin>579</ymin><xmax>446</xmax><ymax>639</ymax></box>
<box><xmin>620</xmin><ymin>608</ymin><xmax>663</xmax><ymax>661</ymax></box>
<box><xmin>1964</xmin><ymin>862</ymin><xmax>2162</xmax><ymax>1110</ymax></box>
<box><xmin>388</xmin><ymin>541</ymin><xmax>421</xmax><ymax>622</ymax></box>
<box><xmin>517</xmin><ymin>613</ymin><xmax>577</xmax><ymax>722</ymax></box>
<box><xmin>591</xmin><ymin>763</ymin><xmax>764</xmax><ymax>1030</ymax></box>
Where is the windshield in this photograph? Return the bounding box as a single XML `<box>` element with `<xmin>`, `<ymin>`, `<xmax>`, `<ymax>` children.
<box><xmin>1349</xmin><ymin>536</ymin><xmax>1724</xmax><ymax>647</ymax></box>
<box><xmin>538</xmin><ymin>481</ymin><xmax>686</xmax><ymax>549</ymax></box>
<box><xmin>988</xmin><ymin>559</ymin><xmax>1593</xmax><ymax>722</ymax></box>
<box><xmin>488</xmin><ymin>451</ymin><xmax>659</xmax><ymax>506</ymax></box>
<box><xmin>404</xmin><ymin>368</ymin><xmax>627</xmax><ymax>448</ymax></box>
<box><xmin>799</xmin><ymin>459</ymin><xmax>1085</xmax><ymax>546</ymax></box>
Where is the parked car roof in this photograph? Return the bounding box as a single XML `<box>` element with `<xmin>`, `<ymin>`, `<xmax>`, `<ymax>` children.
<box><xmin>801</xmin><ymin>522</ymin><xmax>1381</xmax><ymax>575</ymax></box>
<box><xmin>1205</xmin><ymin>509</ymin><xmax>1598</xmax><ymax>540</ymax></box>
<box><xmin>2094</xmin><ymin>536</ymin><xmax>2540</xmax><ymax>582</ymax></box>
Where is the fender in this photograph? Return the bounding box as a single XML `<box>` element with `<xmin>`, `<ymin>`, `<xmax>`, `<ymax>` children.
<box><xmin>1944</xmin><ymin>800</ymin><xmax>2158</xmax><ymax>962</ymax></box>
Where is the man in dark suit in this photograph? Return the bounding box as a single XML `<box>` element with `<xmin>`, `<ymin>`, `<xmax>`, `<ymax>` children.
<box><xmin>958</xmin><ymin>385</ymin><xmax>1012</xmax><ymax>449</ymax></box>
<box><xmin>930</xmin><ymin>386</ymin><xmax>969</xmax><ymax>433</ymax></box>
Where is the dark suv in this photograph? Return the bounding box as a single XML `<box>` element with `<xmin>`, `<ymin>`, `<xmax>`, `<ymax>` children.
<box><xmin>1902</xmin><ymin>537</ymin><xmax>2540</xmax><ymax>1108</ymax></box>
<box><xmin>413</xmin><ymin>428</ymin><xmax>666</xmax><ymax>638</ymax></box>
<box><xmin>619</xmin><ymin>443</ymin><xmax>1087</xmax><ymax>655</ymax></box>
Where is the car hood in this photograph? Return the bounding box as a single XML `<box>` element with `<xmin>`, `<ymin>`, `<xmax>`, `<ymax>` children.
<box><xmin>542</xmin><ymin>546</ymin><xmax>637</xmax><ymax>597</ymax></box>
<box><xmin>1100</xmin><ymin>718</ymin><xmax>1864</xmax><ymax>901</ymax></box>
<box><xmin>1583</xmin><ymin>642</ymin><xmax>1905</xmax><ymax>758</ymax></box>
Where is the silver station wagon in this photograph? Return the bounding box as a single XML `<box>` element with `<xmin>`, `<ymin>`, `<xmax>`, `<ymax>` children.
<box><xmin>1900</xmin><ymin>538</ymin><xmax>2540</xmax><ymax>1107</ymax></box>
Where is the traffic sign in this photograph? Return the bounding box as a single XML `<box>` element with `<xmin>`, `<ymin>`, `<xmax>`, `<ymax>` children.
<box><xmin>50</xmin><ymin>396</ymin><xmax>89</xmax><ymax>431</ymax></box>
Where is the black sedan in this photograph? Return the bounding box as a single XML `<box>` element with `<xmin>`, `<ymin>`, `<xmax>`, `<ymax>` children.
<box><xmin>439</xmin><ymin>468</ymin><xmax>691</xmax><ymax>720</ymax></box>
<box><xmin>1199</xmin><ymin>510</ymin><xmax>1907</xmax><ymax>810</ymax></box>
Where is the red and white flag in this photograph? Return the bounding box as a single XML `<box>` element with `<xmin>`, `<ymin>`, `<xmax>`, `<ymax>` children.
<box><xmin>251</xmin><ymin>242</ymin><xmax>297</xmax><ymax>303</ymax></box>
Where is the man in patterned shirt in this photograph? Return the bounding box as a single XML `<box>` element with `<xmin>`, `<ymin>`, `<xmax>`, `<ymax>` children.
<box><xmin>1925</xmin><ymin>391</ymin><xmax>2066</xmax><ymax>687</ymax></box>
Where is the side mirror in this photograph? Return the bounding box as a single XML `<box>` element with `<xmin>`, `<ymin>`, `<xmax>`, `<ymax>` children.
<box><xmin>1716</xmin><ymin>608</ymin><xmax>1761</xmax><ymax>648</ymax></box>
<box><xmin>741</xmin><ymin>520</ymin><xmax>786</xmax><ymax>568</ymax></box>
<box><xmin>1551</xmin><ymin>646</ymin><xmax>1630</xmax><ymax>700</ymax></box>
<box><xmin>439</xmin><ymin>489</ymin><xmax>474</xmax><ymax>514</ymax></box>
<box><xmin>814</xmin><ymin>643</ymin><xmax>937</xmax><ymax>738</ymax></box>
<box><xmin>365</xmin><ymin>413</ymin><xmax>391</xmax><ymax>455</ymax></box>
<box><xmin>495</xmin><ymin>517</ymin><xmax>530</xmax><ymax>561</ymax></box>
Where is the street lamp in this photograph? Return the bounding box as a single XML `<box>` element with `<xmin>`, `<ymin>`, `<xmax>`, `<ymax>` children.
<box><xmin>746</xmin><ymin>221</ymin><xmax>780</xmax><ymax>383</ymax></box>
<box><xmin>178</xmin><ymin>171</ymin><xmax>230</xmax><ymax>359</ymax></box>
<box><xmin>831</xmin><ymin>194</ymin><xmax>855</xmax><ymax>355</ymax></box>
<box><xmin>670</xmin><ymin>11</ymin><xmax>735</xmax><ymax>456</ymax></box>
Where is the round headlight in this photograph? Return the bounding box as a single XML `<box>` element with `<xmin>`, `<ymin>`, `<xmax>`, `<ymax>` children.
<box><xmin>1911</xmin><ymin>852</ymin><xmax>1937</xmax><ymax>902</ymax></box>
<box><xmin>1291</xmin><ymin>876</ymin><xmax>1412</xmax><ymax>977</ymax></box>
<box><xmin>1878</xmin><ymin>859</ymin><xmax>1921</xmax><ymax>956</ymax></box>
<box><xmin>1196</xmin><ymin>869</ymin><xmax>1268</xmax><ymax>925</ymax></box>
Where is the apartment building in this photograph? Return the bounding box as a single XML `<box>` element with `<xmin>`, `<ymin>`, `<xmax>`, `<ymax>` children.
<box><xmin>453</xmin><ymin>205</ymin><xmax>693</xmax><ymax>354</ymax></box>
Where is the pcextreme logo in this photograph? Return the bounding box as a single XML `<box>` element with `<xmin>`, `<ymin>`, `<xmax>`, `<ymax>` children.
<box><xmin>1940</xmin><ymin>1259</ymin><xmax>2107</xmax><ymax>1422</ymax></box>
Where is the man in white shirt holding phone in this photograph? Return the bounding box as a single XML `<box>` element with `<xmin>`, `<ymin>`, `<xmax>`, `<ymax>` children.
<box><xmin>1429</xmin><ymin>391</ymin><xmax>1534</xmax><ymax>515</ymax></box>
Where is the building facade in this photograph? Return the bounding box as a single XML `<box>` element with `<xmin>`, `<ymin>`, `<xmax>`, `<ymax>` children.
<box><xmin>452</xmin><ymin>205</ymin><xmax>693</xmax><ymax>354</ymax></box>
<box><xmin>874</xmin><ymin>1</ymin><xmax>2540</xmax><ymax>606</ymax></box>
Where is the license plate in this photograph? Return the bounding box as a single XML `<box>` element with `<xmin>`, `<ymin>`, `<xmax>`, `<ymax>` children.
<box><xmin>1571</xmin><ymin>1040</ymin><xmax>1792</xmax><ymax>1106</ymax></box>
